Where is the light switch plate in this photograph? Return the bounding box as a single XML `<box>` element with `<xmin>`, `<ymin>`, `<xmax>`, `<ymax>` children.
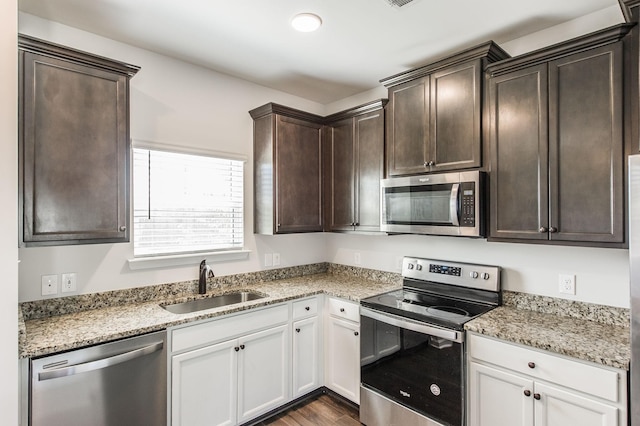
<box><xmin>41</xmin><ymin>275</ymin><xmax>58</xmax><ymax>296</ymax></box>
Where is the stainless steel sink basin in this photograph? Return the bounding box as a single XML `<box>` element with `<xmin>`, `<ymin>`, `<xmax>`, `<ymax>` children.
<box><xmin>162</xmin><ymin>291</ymin><xmax>266</xmax><ymax>314</ymax></box>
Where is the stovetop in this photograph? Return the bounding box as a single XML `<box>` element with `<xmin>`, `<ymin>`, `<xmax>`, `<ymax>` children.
<box><xmin>360</xmin><ymin>257</ymin><xmax>501</xmax><ymax>331</ymax></box>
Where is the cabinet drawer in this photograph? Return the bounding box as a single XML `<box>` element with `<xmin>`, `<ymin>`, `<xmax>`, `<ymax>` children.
<box><xmin>328</xmin><ymin>297</ymin><xmax>359</xmax><ymax>323</ymax></box>
<box><xmin>293</xmin><ymin>296</ymin><xmax>319</xmax><ymax>320</ymax></box>
<box><xmin>171</xmin><ymin>304</ymin><xmax>288</xmax><ymax>353</ymax></box>
<box><xmin>468</xmin><ymin>334</ymin><xmax>620</xmax><ymax>402</ymax></box>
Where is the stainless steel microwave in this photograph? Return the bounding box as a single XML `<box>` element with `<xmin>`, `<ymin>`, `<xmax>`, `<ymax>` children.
<box><xmin>380</xmin><ymin>170</ymin><xmax>484</xmax><ymax>237</ymax></box>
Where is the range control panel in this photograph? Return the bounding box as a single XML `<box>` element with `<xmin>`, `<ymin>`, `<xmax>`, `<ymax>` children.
<box><xmin>403</xmin><ymin>256</ymin><xmax>500</xmax><ymax>292</ymax></box>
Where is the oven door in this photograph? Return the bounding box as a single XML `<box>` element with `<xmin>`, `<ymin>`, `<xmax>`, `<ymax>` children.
<box><xmin>360</xmin><ymin>307</ymin><xmax>464</xmax><ymax>426</ymax></box>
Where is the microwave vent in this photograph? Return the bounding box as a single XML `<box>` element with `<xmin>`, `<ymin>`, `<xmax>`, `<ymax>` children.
<box><xmin>384</xmin><ymin>0</ymin><xmax>419</xmax><ymax>8</ymax></box>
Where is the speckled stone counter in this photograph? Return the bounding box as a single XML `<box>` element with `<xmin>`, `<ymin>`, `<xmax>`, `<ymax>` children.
<box><xmin>465</xmin><ymin>291</ymin><xmax>630</xmax><ymax>370</ymax></box>
<box><xmin>19</xmin><ymin>264</ymin><xmax>401</xmax><ymax>359</ymax></box>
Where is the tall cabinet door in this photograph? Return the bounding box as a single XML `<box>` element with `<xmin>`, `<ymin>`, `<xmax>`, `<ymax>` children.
<box><xmin>430</xmin><ymin>59</ymin><xmax>482</xmax><ymax>172</ymax></box>
<box><xmin>292</xmin><ymin>316</ymin><xmax>320</xmax><ymax>398</ymax></box>
<box><xmin>548</xmin><ymin>43</ymin><xmax>624</xmax><ymax>243</ymax></box>
<box><xmin>489</xmin><ymin>64</ymin><xmax>549</xmax><ymax>240</ymax></box>
<box><xmin>237</xmin><ymin>325</ymin><xmax>289</xmax><ymax>423</ymax></box>
<box><xmin>468</xmin><ymin>362</ymin><xmax>534</xmax><ymax>426</ymax></box>
<box><xmin>326</xmin><ymin>118</ymin><xmax>355</xmax><ymax>231</ymax></box>
<box><xmin>275</xmin><ymin>115</ymin><xmax>323</xmax><ymax>233</ymax></box>
<box><xmin>354</xmin><ymin>110</ymin><xmax>385</xmax><ymax>232</ymax></box>
<box><xmin>171</xmin><ymin>339</ymin><xmax>238</xmax><ymax>426</ymax></box>
<box><xmin>386</xmin><ymin>77</ymin><xmax>430</xmax><ymax>176</ymax></box>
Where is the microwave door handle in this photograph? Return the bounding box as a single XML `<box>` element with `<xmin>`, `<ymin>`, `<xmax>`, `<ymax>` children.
<box><xmin>450</xmin><ymin>183</ymin><xmax>460</xmax><ymax>226</ymax></box>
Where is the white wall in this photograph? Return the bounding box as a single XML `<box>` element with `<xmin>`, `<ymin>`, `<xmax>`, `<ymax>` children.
<box><xmin>2</xmin><ymin>0</ymin><xmax>19</xmax><ymax>424</ymax></box>
<box><xmin>17</xmin><ymin>7</ymin><xmax>631</xmax><ymax>309</ymax></box>
<box><xmin>18</xmin><ymin>13</ymin><xmax>329</xmax><ymax>301</ymax></box>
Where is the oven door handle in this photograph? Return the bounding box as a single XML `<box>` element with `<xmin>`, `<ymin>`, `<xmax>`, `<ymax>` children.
<box><xmin>360</xmin><ymin>307</ymin><xmax>463</xmax><ymax>343</ymax></box>
<box><xmin>449</xmin><ymin>183</ymin><xmax>460</xmax><ymax>227</ymax></box>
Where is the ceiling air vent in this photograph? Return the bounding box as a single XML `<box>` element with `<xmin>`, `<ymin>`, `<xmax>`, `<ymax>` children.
<box><xmin>384</xmin><ymin>0</ymin><xmax>419</xmax><ymax>8</ymax></box>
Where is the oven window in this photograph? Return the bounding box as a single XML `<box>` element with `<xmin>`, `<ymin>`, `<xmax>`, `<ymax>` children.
<box><xmin>361</xmin><ymin>315</ymin><xmax>463</xmax><ymax>426</ymax></box>
<box><xmin>383</xmin><ymin>184</ymin><xmax>455</xmax><ymax>225</ymax></box>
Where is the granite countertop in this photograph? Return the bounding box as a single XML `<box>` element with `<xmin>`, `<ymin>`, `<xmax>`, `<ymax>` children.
<box><xmin>20</xmin><ymin>269</ymin><xmax>400</xmax><ymax>359</ymax></box>
<box><xmin>465</xmin><ymin>304</ymin><xmax>631</xmax><ymax>371</ymax></box>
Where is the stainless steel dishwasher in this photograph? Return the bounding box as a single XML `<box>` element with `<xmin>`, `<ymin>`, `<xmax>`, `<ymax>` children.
<box><xmin>30</xmin><ymin>330</ymin><xmax>167</xmax><ymax>426</ymax></box>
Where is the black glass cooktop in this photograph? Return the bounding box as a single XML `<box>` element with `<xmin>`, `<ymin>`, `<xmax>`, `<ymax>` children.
<box><xmin>360</xmin><ymin>288</ymin><xmax>496</xmax><ymax>331</ymax></box>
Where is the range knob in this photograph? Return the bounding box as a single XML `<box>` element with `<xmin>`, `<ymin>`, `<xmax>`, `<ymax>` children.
<box><xmin>416</xmin><ymin>264</ymin><xmax>423</xmax><ymax>271</ymax></box>
<box><xmin>470</xmin><ymin>271</ymin><xmax>479</xmax><ymax>279</ymax></box>
<box><xmin>407</xmin><ymin>264</ymin><xmax>415</xmax><ymax>270</ymax></box>
<box><xmin>482</xmin><ymin>273</ymin><xmax>490</xmax><ymax>280</ymax></box>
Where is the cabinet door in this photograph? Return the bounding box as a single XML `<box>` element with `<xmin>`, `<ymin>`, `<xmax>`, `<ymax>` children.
<box><xmin>325</xmin><ymin>316</ymin><xmax>360</xmax><ymax>404</ymax></box>
<box><xmin>354</xmin><ymin>110</ymin><xmax>385</xmax><ymax>232</ymax></box>
<box><xmin>489</xmin><ymin>64</ymin><xmax>549</xmax><ymax>240</ymax></box>
<box><xmin>171</xmin><ymin>339</ymin><xmax>238</xmax><ymax>426</ymax></box>
<box><xmin>326</xmin><ymin>118</ymin><xmax>355</xmax><ymax>231</ymax></box>
<box><xmin>237</xmin><ymin>325</ymin><xmax>289</xmax><ymax>423</ymax></box>
<box><xmin>430</xmin><ymin>59</ymin><xmax>482</xmax><ymax>172</ymax></box>
<box><xmin>21</xmin><ymin>52</ymin><xmax>129</xmax><ymax>245</ymax></box>
<box><xmin>386</xmin><ymin>77</ymin><xmax>429</xmax><ymax>176</ymax></box>
<box><xmin>534</xmin><ymin>382</ymin><xmax>619</xmax><ymax>426</ymax></box>
<box><xmin>275</xmin><ymin>115</ymin><xmax>323</xmax><ymax>233</ymax></box>
<box><xmin>468</xmin><ymin>362</ymin><xmax>534</xmax><ymax>426</ymax></box>
<box><xmin>548</xmin><ymin>43</ymin><xmax>624</xmax><ymax>243</ymax></box>
<box><xmin>292</xmin><ymin>316</ymin><xmax>320</xmax><ymax>398</ymax></box>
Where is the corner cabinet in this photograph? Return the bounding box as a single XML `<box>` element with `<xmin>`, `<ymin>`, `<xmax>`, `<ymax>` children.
<box><xmin>324</xmin><ymin>100</ymin><xmax>387</xmax><ymax>232</ymax></box>
<box><xmin>250</xmin><ymin>103</ymin><xmax>324</xmax><ymax>235</ymax></box>
<box><xmin>488</xmin><ymin>24</ymin><xmax>634</xmax><ymax>246</ymax></box>
<box><xmin>382</xmin><ymin>42</ymin><xmax>509</xmax><ymax>176</ymax></box>
<box><xmin>18</xmin><ymin>35</ymin><xmax>139</xmax><ymax>246</ymax></box>
<box><xmin>467</xmin><ymin>333</ymin><xmax>627</xmax><ymax>426</ymax></box>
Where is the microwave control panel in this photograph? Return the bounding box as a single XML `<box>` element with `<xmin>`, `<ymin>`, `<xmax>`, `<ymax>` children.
<box><xmin>460</xmin><ymin>182</ymin><xmax>475</xmax><ymax>227</ymax></box>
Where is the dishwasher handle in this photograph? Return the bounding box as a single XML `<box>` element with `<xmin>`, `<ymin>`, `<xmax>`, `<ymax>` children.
<box><xmin>38</xmin><ymin>341</ymin><xmax>164</xmax><ymax>381</ymax></box>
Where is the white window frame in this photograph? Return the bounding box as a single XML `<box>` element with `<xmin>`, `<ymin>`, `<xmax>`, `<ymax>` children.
<box><xmin>127</xmin><ymin>140</ymin><xmax>250</xmax><ymax>270</ymax></box>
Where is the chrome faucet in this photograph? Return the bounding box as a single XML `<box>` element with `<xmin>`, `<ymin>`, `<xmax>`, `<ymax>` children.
<box><xmin>199</xmin><ymin>260</ymin><xmax>214</xmax><ymax>294</ymax></box>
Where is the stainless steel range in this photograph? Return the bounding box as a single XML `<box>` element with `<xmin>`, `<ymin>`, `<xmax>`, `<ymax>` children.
<box><xmin>359</xmin><ymin>256</ymin><xmax>501</xmax><ymax>426</ymax></box>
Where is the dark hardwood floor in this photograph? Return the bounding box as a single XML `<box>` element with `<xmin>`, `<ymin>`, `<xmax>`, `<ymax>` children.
<box><xmin>256</xmin><ymin>393</ymin><xmax>361</xmax><ymax>426</ymax></box>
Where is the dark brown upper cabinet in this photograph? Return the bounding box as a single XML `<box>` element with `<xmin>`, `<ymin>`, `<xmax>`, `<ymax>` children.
<box><xmin>488</xmin><ymin>24</ymin><xmax>634</xmax><ymax>247</ymax></box>
<box><xmin>324</xmin><ymin>100</ymin><xmax>387</xmax><ymax>233</ymax></box>
<box><xmin>19</xmin><ymin>35</ymin><xmax>139</xmax><ymax>246</ymax></box>
<box><xmin>250</xmin><ymin>103</ymin><xmax>324</xmax><ymax>235</ymax></box>
<box><xmin>381</xmin><ymin>42</ymin><xmax>510</xmax><ymax>176</ymax></box>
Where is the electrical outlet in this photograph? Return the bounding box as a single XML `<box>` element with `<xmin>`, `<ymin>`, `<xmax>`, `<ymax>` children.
<box><xmin>61</xmin><ymin>273</ymin><xmax>77</xmax><ymax>293</ymax></box>
<box><xmin>264</xmin><ymin>253</ymin><xmax>273</xmax><ymax>267</ymax></box>
<box><xmin>41</xmin><ymin>275</ymin><xmax>58</xmax><ymax>296</ymax></box>
<box><xmin>272</xmin><ymin>253</ymin><xmax>280</xmax><ymax>266</ymax></box>
<box><xmin>354</xmin><ymin>252</ymin><xmax>361</xmax><ymax>265</ymax></box>
<box><xmin>558</xmin><ymin>274</ymin><xmax>576</xmax><ymax>295</ymax></box>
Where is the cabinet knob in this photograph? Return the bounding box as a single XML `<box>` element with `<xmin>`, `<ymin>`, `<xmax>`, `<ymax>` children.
<box><xmin>538</xmin><ymin>227</ymin><xmax>548</xmax><ymax>233</ymax></box>
<box><xmin>528</xmin><ymin>362</ymin><xmax>536</xmax><ymax>369</ymax></box>
<box><xmin>354</xmin><ymin>222</ymin><xmax>359</xmax><ymax>227</ymax></box>
<box><xmin>423</xmin><ymin>162</ymin><xmax>429</xmax><ymax>167</ymax></box>
<box><xmin>305</xmin><ymin>306</ymin><xmax>310</xmax><ymax>311</ymax></box>
<box><xmin>234</xmin><ymin>346</ymin><xmax>240</xmax><ymax>352</ymax></box>
<box><xmin>295</xmin><ymin>328</ymin><xmax>301</xmax><ymax>333</ymax></box>
<box><xmin>428</xmin><ymin>161</ymin><xmax>435</xmax><ymax>166</ymax></box>
<box><xmin>240</xmin><ymin>344</ymin><xmax>245</xmax><ymax>350</ymax></box>
<box><xmin>549</xmin><ymin>227</ymin><xmax>558</xmax><ymax>233</ymax></box>
<box><xmin>354</xmin><ymin>331</ymin><xmax>359</xmax><ymax>336</ymax></box>
<box><xmin>524</xmin><ymin>390</ymin><xmax>531</xmax><ymax>397</ymax></box>
<box><xmin>340</xmin><ymin>308</ymin><xmax>345</xmax><ymax>312</ymax></box>
<box><xmin>119</xmin><ymin>226</ymin><xmax>126</xmax><ymax>232</ymax></box>
<box><xmin>533</xmin><ymin>393</ymin><xmax>541</xmax><ymax>400</ymax></box>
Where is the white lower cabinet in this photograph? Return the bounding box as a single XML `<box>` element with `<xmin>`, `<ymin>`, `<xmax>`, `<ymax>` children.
<box><xmin>170</xmin><ymin>305</ymin><xmax>289</xmax><ymax>426</ymax></box>
<box><xmin>468</xmin><ymin>333</ymin><xmax>627</xmax><ymax>426</ymax></box>
<box><xmin>292</xmin><ymin>316</ymin><xmax>320</xmax><ymax>398</ymax></box>
<box><xmin>324</xmin><ymin>297</ymin><xmax>360</xmax><ymax>404</ymax></box>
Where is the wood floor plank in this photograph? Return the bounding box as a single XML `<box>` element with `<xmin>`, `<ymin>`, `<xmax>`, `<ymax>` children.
<box><xmin>261</xmin><ymin>393</ymin><xmax>360</xmax><ymax>425</ymax></box>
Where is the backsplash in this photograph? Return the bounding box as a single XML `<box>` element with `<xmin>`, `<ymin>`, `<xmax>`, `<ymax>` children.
<box><xmin>20</xmin><ymin>263</ymin><xmax>402</xmax><ymax>321</ymax></box>
<box><xmin>503</xmin><ymin>290</ymin><xmax>630</xmax><ymax>328</ymax></box>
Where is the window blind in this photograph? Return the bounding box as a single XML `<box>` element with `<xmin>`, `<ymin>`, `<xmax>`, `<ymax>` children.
<box><xmin>133</xmin><ymin>147</ymin><xmax>244</xmax><ymax>257</ymax></box>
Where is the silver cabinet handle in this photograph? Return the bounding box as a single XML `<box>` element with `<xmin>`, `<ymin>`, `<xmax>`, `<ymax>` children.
<box><xmin>548</xmin><ymin>227</ymin><xmax>558</xmax><ymax>233</ymax></box>
<box><xmin>539</xmin><ymin>227</ymin><xmax>548</xmax><ymax>233</ymax></box>
<box><xmin>38</xmin><ymin>341</ymin><xmax>163</xmax><ymax>381</ymax></box>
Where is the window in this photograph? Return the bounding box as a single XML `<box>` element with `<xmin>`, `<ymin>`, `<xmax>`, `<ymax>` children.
<box><xmin>133</xmin><ymin>147</ymin><xmax>244</xmax><ymax>257</ymax></box>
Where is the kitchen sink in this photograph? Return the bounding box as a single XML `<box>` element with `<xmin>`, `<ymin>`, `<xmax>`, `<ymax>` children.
<box><xmin>162</xmin><ymin>291</ymin><xmax>267</xmax><ymax>314</ymax></box>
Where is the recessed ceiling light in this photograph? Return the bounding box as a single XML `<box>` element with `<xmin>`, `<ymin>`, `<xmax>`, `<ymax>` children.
<box><xmin>291</xmin><ymin>13</ymin><xmax>322</xmax><ymax>32</ymax></box>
